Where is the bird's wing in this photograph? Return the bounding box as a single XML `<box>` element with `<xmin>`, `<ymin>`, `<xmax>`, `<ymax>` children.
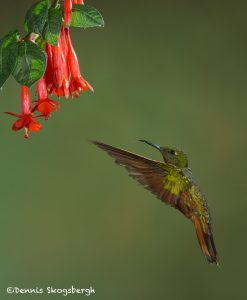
<box><xmin>92</xmin><ymin>141</ymin><xmax>190</xmax><ymax>208</ymax></box>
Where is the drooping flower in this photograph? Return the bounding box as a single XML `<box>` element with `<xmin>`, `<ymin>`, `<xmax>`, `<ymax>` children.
<box><xmin>5</xmin><ymin>86</ymin><xmax>42</xmax><ymax>139</ymax></box>
<box><xmin>64</xmin><ymin>0</ymin><xmax>73</xmax><ymax>25</ymax></box>
<box><xmin>65</xmin><ymin>28</ymin><xmax>93</xmax><ymax>97</ymax></box>
<box><xmin>44</xmin><ymin>43</ymin><xmax>54</xmax><ymax>92</ymax></box>
<box><xmin>33</xmin><ymin>77</ymin><xmax>60</xmax><ymax>120</ymax></box>
<box><xmin>45</xmin><ymin>36</ymin><xmax>70</xmax><ymax>99</ymax></box>
<box><xmin>60</xmin><ymin>27</ymin><xmax>68</xmax><ymax>61</ymax></box>
<box><xmin>51</xmin><ymin>41</ymin><xmax>65</xmax><ymax>88</ymax></box>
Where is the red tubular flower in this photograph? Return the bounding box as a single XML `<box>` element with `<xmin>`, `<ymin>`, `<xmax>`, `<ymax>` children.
<box><xmin>60</xmin><ymin>27</ymin><xmax>68</xmax><ymax>61</ymax></box>
<box><xmin>5</xmin><ymin>86</ymin><xmax>42</xmax><ymax>139</ymax></box>
<box><xmin>46</xmin><ymin>36</ymin><xmax>70</xmax><ymax>99</ymax></box>
<box><xmin>33</xmin><ymin>77</ymin><xmax>60</xmax><ymax>120</ymax></box>
<box><xmin>44</xmin><ymin>43</ymin><xmax>54</xmax><ymax>92</ymax></box>
<box><xmin>64</xmin><ymin>0</ymin><xmax>72</xmax><ymax>25</ymax></box>
<box><xmin>73</xmin><ymin>0</ymin><xmax>84</xmax><ymax>3</ymax></box>
<box><xmin>52</xmin><ymin>43</ymin><xmax>64</xmax><ymax>89</ymax></box>
<box><xmin>65</xmin><ymin>28</ymin><xmax>93</xmax><ymax>97</ymax></box>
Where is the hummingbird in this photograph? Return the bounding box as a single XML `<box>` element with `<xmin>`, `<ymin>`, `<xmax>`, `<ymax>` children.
<box><xmin>92</xmin><ymin>140</ymin><xmax>218</xmax><ymax>264</ymax></box>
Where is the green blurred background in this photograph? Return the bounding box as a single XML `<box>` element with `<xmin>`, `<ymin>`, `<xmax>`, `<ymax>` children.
<box><xmin>0</xmin><ymin>0</ymin><xmax>247</xmax><ymax>299</ymax></box>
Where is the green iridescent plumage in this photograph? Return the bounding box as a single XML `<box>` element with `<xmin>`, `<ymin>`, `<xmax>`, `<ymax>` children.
<box><xmin>92</xmin><ymin>140</ymin><xmax>218</xmax><ymax>264</ymax></box>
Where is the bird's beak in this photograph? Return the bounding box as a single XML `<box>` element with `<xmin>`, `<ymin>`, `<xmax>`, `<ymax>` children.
<box><xmin>139</xmin><ymin>140</ymin><xmax>161</xmax><ymax>151</ymax></box>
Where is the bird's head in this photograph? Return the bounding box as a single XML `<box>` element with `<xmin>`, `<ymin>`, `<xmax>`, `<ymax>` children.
<box><xmin>139</xmin><ymin>140</ymin><xmax>188</xmax><ymax>169</ymax></box>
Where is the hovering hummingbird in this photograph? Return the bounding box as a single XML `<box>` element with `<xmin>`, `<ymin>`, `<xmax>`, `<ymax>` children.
<box><xmin>92</xmin><ymin>140</ymin><xmax>218</xmax><ymax>265</ymax></box>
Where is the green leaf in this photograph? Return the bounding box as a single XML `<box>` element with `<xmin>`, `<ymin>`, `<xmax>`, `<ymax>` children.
<box><xmin>36</xmin><ymin>36</ymin><xmax>46</xmax><ymax>49</ymax></box>
<box><xmin>70</xmin><ymin>4</ymin><xmax>104</xmax><ymax>29</ymax></box>
<box><xmin>43</xmin><ymin>8</ymin><xmax>62</xmax><ymax>45</ymax></box>
<box><xmin>0</xmin><ymin>30</ymin><xmax>19</xmax><ymax>89</ymax></box>
<box><xmin>24</xmin><ymin>0</ymin><xmax>49</xmax><ymax>35</ymax></box>
<box><xmin>12</xmin><ymin>41</ymin><xmax>47</xmax><ymax>87</ymax></box>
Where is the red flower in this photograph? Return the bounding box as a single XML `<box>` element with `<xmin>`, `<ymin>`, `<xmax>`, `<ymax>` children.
<box><xmin>60</xmin><ymin>27</ymin><xmax>68</xmax><ymax>61</ymax></box>
<box><xmin>65</xmin><ymin>28</ymin><xmax>93</xmax><ymax>97</ymax></box>
<box><xmin>5</xmin><ymin>86</ymin><xmax>42</xmax><ymax>139</ymax></box>
<box><xmin>73</xmin><ymin>0</ymin><xmax>84</xmax><ymax>3</ymax></box>
<box><xmin>33</xmin><ymin>77</ymin><xmax>60</xmax><ymax>120</ymax></box>
<box><xmin>64</xmin><ymin>0</ymin><xmax>73</xmax><ymax>25</ymax></box>
<box><xmin>45</xmin><ymin>36</ymin><xmax>70</xmax><ymax>99</ymax></box>
<box><xmin>44</xmin><ymin>43</ymin><xmax>54</xmax><ymax>92</ymax></box>
<box><xmin>69</xmin><ymin>77</ymin><xmax>93</xmax><ymax>98</ymax></box>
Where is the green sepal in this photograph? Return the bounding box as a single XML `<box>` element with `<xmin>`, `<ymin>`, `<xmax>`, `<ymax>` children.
<box><xmin>24</xmin><ymin>0</ymin><xmax>49</xmax><ymax>35</ymax></box>
<box><xmin>0</xmin><ymin>30</ymin><xmax>19</xmax><ymax>89</ymax></box>
<box><xmin>70</xmin><ymin>4</ymin><xmax>104</xmax><ymax>29</ymax></box>
<box><xmin>43</xmin><ymin>7</ymin><xmax>62</xmax><ymax>45</ymax></box>
<box><xmin>12</xmin><ymin>41</ymin><xmax>47</xmax><ymax>87</ymax></box>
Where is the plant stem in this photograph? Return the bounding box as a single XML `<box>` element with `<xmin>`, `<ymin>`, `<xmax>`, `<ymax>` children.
<box><xmin>23</xmin><ymin>32</ymin><xmax>39</xmax><ymax>42</ymax></box>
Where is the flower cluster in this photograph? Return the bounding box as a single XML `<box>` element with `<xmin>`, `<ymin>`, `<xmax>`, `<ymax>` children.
<box><xmin>6</xmin><ymin>0</ymin><xmax>93</xmax><ymax>139</ymax></box>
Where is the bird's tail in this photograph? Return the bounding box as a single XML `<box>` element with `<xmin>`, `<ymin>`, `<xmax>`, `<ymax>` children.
<box><xmin>193</xmin><ymin>216</ymin><xmax>218</xmax><ymax>265</ymax></box>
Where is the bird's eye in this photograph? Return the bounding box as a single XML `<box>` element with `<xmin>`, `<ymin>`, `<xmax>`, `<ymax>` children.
<box><xmin>169</xmin><ymin>150</ymin><xmax>177</xmax><ymax>155</ymax></box>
